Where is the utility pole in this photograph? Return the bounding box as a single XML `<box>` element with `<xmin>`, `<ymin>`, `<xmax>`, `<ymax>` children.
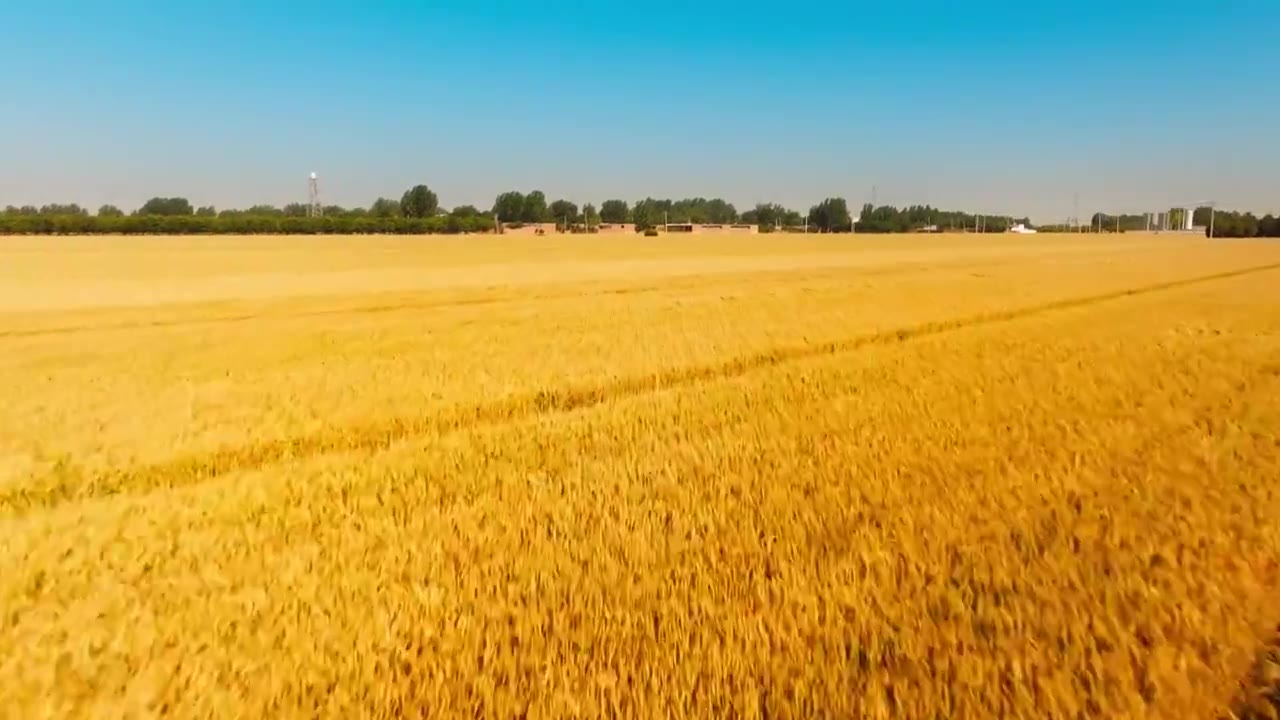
<box><xmin>1115</xmin><ymin>215</ymin><xmax>1120</xmax><ymax>234</ymax></box>
<box><xmin>1209</xmin><ymin>205</ymin><xmax>1216</xmax><ymax>239</ymax></box>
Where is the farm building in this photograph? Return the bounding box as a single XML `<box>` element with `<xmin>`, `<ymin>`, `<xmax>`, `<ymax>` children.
<box><xmin>663</xmin><ymin>223</ymin><xmax>758</xmax><ymax>235</ymax></box>
<box><xmin>500</xmin><ymin>222</ymin><xmax>559</xmax><ymax>236</ymax></box>
<box><xmin>595</xmin><ymin>223</ymin><xmax>636</xmax><ymax>234</ymax></box>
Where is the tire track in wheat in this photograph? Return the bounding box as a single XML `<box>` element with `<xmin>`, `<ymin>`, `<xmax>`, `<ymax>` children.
<box><xmin>3</xmin><ymin>261</ymin><xmax>1278</xmax><ymax>516</ymax></box>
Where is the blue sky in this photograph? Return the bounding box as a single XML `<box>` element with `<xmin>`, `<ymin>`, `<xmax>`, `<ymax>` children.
<box><xmin>2</xmin><ymin>0</ymin><xmax>1276</xmax><ymax>222</ymax></box>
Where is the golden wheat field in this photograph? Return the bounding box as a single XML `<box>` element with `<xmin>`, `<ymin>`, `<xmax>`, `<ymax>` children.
<box><xmin>2</xmin><ymin>232</ymin><xmax>1279</xmax><ymax>718</ymax></box>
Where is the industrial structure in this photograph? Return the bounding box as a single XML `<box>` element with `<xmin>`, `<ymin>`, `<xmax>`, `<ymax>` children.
<box><xmin>307</xmin><ymin>172</ymin><xmax>322</xmax><ymax>218</ymax></box>
<box><xmin>662</xmin><ymin>223</ymin><xmax>758</xmax><ymax>235</ymax></box>
<box><xmin>595</xmin><ymin>223</ymin><xmax>636</xmax><ymax>234</ymax></box>
<box><xmin>498</xmin><ymin>222</ymin><xmax>558</xmax><ymax>236</ymax></box>
<box><xmin>1145</xmin><ymin>207</ymin><xmax>1197</xmax><ymax>233</ymax></box>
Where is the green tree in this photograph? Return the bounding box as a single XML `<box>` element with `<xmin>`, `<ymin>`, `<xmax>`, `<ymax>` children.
<box><xmin>39</xmin><ymin>203</ymin><xmax>88</xmax><ymax>216</ymax></box>
<box><xmin>492</xmin><ymin>191</ymin><xmax>525</xmax><ymax>223</ymax></box>
<box><xmin>521</xmin><ymin>190</ymin><xmax>548</xmax><ymax>223</ymax></box>
<box><xmin>1259</xmin><ymin>214</ymin><xmax>1279</xmax><ymax>238</ymax></box>
<box><xmin>807</xmin><ymin>198</ymin><xmax>851</xmax><ymax>232</ymax></box>
<box><xmin>369</xmin><ymin>197</ymin><xmax>401</xmax><ymax>218</ymax></box>
<box><xmin>1241</xmin><ymin>213</ymin><xmax>1260</xmax><ymax>237</ymax></box>
<box><xmin>751</xmin><ymin>203</ymin><xmax>787</xmax><ymax>229</ymax></box>
<box><xmin>582</xmin><ymin>203</ymin><xmax>598</xmax><ymax>227</ymax></box>
<box><xmin>632</xmin><ymin>198</ymin><xmax>664</xmax><ymax>230</ymax></box>
<box><xmin>283</xmin><ymin>203</ymin><xmax>310</xmax><ymax>218</ymax></box>
<box><xmin>400</xmin><ymin>185</ymin><xmax>440</xmax><ymax>219</ymax></box>
<box><xmin>703</xmin><ymin>198</ymin><xmax>738</xmax><ymax>224</ymax></box>
<box><xmin>450</xmin><ymin>205</ymin><xmax>481</xmax><ymax>218</ymax></box>
<box><xmin>137</xmin><ymin>197</ymin><xmax>193</xmax><ymax>216</ymax></box>
<box><xmin>548</xmin><ymin>199</ymin><xmax>578</xmax><ymax>228</ymax></box>
<box><xmin>97</xmin><ymin>205</ymin><xmax>124</xmax><ymax>217</ymax></box>
<box><xmin>599</xmin><ymin>200</ymin><xmax>629</xmax><ymax>224</ymax></box>
<box><xmin>195</xmin><ymin>206</ymin><xmax>217</xmax><ymax>217</ymax></box>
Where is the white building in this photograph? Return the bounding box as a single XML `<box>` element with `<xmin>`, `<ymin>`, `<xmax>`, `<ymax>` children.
<box><xmin>1009</xmin><ymin>223</ymin><xmax>1038</xmax><ymax>234</ymax></box>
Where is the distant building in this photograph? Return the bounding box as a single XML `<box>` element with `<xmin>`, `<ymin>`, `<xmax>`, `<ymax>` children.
<box><xmin>1009</xmin><ymin>223</ymin><xmax>1038</xmax><ymax>234</ymax></box>
<box><xmin>500</xmin><ymin>222</ymin><xmax>559</xmax><ymax>236</ymax></box>
<box><xmin>662</xmin><ymin>223</ymin><xmax>758</xmax><ymax>235</ymax></box>
<box><xmin>595</xmin><ymin>223</ymin><xmax>636</xmax><ymax>234</ymax></box>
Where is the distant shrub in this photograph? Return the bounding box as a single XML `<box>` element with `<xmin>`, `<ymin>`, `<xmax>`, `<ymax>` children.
<box><xmin>644</xmin><ymin>228</ymin><xmax>659</xmax><ymax>237</ymax></box>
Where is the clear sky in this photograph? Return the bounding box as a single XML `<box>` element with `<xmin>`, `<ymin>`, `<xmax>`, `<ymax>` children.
<box><xmin>2</xmin><ymin>0</ymin><xmax>1276</xmax><ymax>222</ymax></box>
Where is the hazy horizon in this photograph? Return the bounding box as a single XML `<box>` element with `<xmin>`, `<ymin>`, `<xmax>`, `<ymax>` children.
<box><xmin>3</xmin><ymin>1</ymin><xmax>1277</xmax><ymax>224</ymax></box>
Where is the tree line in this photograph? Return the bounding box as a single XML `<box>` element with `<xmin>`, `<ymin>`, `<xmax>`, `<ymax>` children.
<box><xmin>853</xmin><ymin>205</ymin><xmax>1026</xmax><ymax>233</ymax></box>
<box><xmin>1033</xmin><ymin>207</ymin><xmax>1280</xmax><ymax>238</ymax></box>
<box><xmin>0</xmin><ymin>186</ymin><xmax>494</xmax><ymax>235</ymax></box>
<box><xmin>1195</xmin><ymin>208</ymin><xmax>1280</xmax><ymax>238</ymax></box>
<box><xmin>3</xmin><ymin>188</ymin><xmax>1276</xmax><ymax>237</ymax></box>
<box><xmin>498</xmin><ymin>193</ymin><xmax>864</xmax><ymax>234</ymax></box>
<box><xmin>0</xmin><ymin>190</ymin><xmax>854</xmax><ymax>235</ymax></box>
<box><xmin>0</xmin><ymin>213</ymin><xmax>493</xmax><ymax>236</ymax></box>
